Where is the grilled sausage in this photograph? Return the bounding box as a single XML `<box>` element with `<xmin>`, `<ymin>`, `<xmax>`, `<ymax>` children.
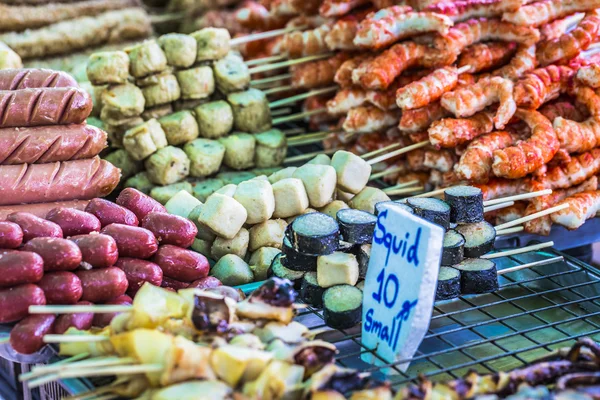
<box><xmin>100</xmin><ymin>224</ymin><xmax>158</xmax><ymax>259</ymax></box>
<box><xmin>0</xmin><ymin>124</ymin><xmax>107</xmax><ymax>165</ymax></box>
<box><xmin>85</xmin><ymin>198</ymin><xmax>138</xmax><ymax>227</ymax></box>
<box><xmin>76</xmin><ymin>267</ymin><xmax>128</xmax><ymax>303</ymax></box>
<box><xmin>9</xmin><ymin>314</ymin><xmax>55</xmax><ymax>354</ymax></box>
<box><xmin>160</xmin><ymin>276</ymin><xmax>189</xmax><ymax>291</ymax></box>
<box><xmin>189</xmin><ymin>276</ymin><xmax>222</xmax><ymax>289</ymax></box>
<box><xmin>141</xmin><ymin>212</ymin><xmax>197</xmax><ymax>248</ymax></box>
<box><xmin>92</xmin><ymin>294</ymin><xmax>132</xmax><ymax>328</ymax></box>
<box><xmin>69</xmin><ymin>233</ymin><xmax>118</xmax><ymax>268</ymax></box>
<box><xmin>38</xmin><ymin>271</ymin><xmax>82</xmax><ymax>304</ymax></box>
<box><xmin>0</xmin><ymin>284</ymin><xmax>46</xmax><ymax>323</ymax></box>
<box><xmin>0</xmin><ymin>87</ymin><xmax>92</xmax><ymax>127</ymax></box>
<box><xmin>54</xmin><ymin>301</ymin><xmax>94</xmax><ymax>334</ymax></box>
<box><xmin>115</xmin><ymin>258</ymin><xmax>163</xmax><ymax>296</ymax></box>
<box><xmin>116</xmin><ymin>188</ymin><xmax>166</xmax><ymax>221</ymax></box>
<box><xmin>0</xmin><ymin>200</ymin><xmax>89</xmax><ymax>219</ymax></box>
<box><xmin>0</xmin><ymin>157</ymin><xmax>120</xmax><ymax>205</ymax></box>
<box><xmin>46</xmin><ymin>207</ymin><xmax>101</xmax><ymax>237</ymax></box>
<box><xmin>0</xmin><ymin>251</ymin><xmax>44</xmax><ymax>287</ymax></box>
<box><xmin>22</xmin><ymin>237</ymin><xmax>82</xmax><ymax>271</ymax></box>
<box><xmin>7</xmin><ymin>212</ymin><xmax>62</xmax><ymax>241</ymax></box>
<box><xmin>0</xmin><ymin>68</ymin><xmax>77</xmax><ymax>90</ymax></box>
<box><xmin>152</xmin><ymin>244</ymin><xmax>209</xmax><ymax>282</ymax></box>
<box><xmin>0</xmin><ymin>221</ymin><xmax>23</xmax><ymax>248</ymax></box>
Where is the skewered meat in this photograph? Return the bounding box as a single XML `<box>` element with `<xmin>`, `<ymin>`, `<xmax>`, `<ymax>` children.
<box><xmin>423</xmin><ymin>149</ymin><xmax>456</xmax><ymax>172</ymax></box>
<box><xmin>396</xmin><ymin>66</ymin><xmax>461</xmax><ymax>110</ymax></box>
<box><xmin>492</xmin><ymin>109</ymin><xmax>558</xmax><ymax>179</ymax></box>
<box><xmin>434</xmin><ymin>18</ymin><xmax>541</xmax><ymax>62</ymax></box>
<box><xmin>319</xmin><ymin>0</ymin><xmax>369</xmax><ymax>17</ymax></box>
<box><xmin>283</xmin><ymin>24</ymin><xmax>332</xmax><ymax>58</ymax></box>
<box><xmin>326</xmin><ymin>88</ymin><xmax>367</xmax><ymax>115</ymax></box>
<box><xmin>540</xmin><ymin>100</ymin><xmax>588</xmax><ymax>122</ymax></box>
<box><xmin>474</xmin><ymin>177</ymin><xmax>531</xmax><ymax>200</ymax></box>
<box><xmin>513</xmin><ymin>64</ymin><xmax>575</xmax><ymax>108</ymax></box>
<box><xmin>235</xmin><ymin>1</ymin><xmax>289</xmax><ymax>31</ymax></box>
<box><xmin>334</xmin><ymin>54</ymin><xmax>373</xmax><ymax>87</ymax></box>
<box><xmin>271</xmin><ymin>0</ymin><xmax>321</xmax><ymax>16</ymax></box>
<box><xmin>441</xmin><ymin>76</ymin><xmax>516</xmax><ymax>128</ymax></box>
<box><xmin>291</xmin><ymin>52</ymin><xmax>351</xmax><ymax>89</ymax></box>
<box><xmin>502</xmin><ymin>0</ymin><xmax>600</xmax><ymax>27</ymax></box>
<box><xmin>455</xmin><ymin>130</ymin><xmax>518</xmax><ymax>182</ymax></box>
<box><xmin>424</xmin><ymin>0</ymin><xmax>521</xmax><ymax>22</ymax></box>
<box><xmin>352</xmin><ymin>42</ymin><xmax>426</xmax><ymax>89</ymax></box>
<box><xmin>577</xmin><ymin>64</ymin><xmax>600</xmax><ymax>87</ymax></box>
<box><xmin>399</xmin><ymin>101</ymin><xmax>450</xmax><ymax>132</ymax></box>
<box><xmin>354</xmin><ymin>7</ymin><xmax>452</xmax><ymax>50</ymax></box>
<box><xmin>545</xmin><ymin>148</ymin><xmax>600</xmax><ymax>189</ymax></box>
<box><xmin>342</xmin><ymin>106</ymin><xmax>400</xmax><ymax>133</ymax></box>
<box><xmin>406</xmin><ymin>148</ymin><xmax>428</xmax><ymax>171</ymax></box>
<box><xmin>458</xmin><ymin>42</ymin><xmax>517</xmax><ymax>73</ymax></box>
<box><xmin>536</xmin><ymin>11</ymin><xmax>600</xmax><ymax>66</ymax></box>
<box><xmin>428</xmin><ymin>111</ymin><xmax>494</xmax><ymax>147</ymax></box>
<box><xmin>492</xmin><ymin>201</ymin><xmax>527</xmax><ymax>225</ymax></box>
<box><xmin>541</xmin><ymin>12</ymin><xmax>585</xmax><ymax>40</ymax></box>
<box><xmin>324</xmin><ymin>8</ymin><xmax>372</xmax><ymax>50</ymax></box>
<box><xmin>366</xmin><ymin>85</ymin><xmax>400</xmax><ymax>110</ymax></box>
<box><xmin>492</xmin><ymin>44</ymin><xmax>538</xmax><ymax>81</ymax></box>
<box><xmin>0</xmin><ymin>0</ymin><xmax>141</xmax><ymax>32</ymax></box>
<box><xmin>523</xmin><ymin>176</ymin><xmax>598</xmax><ymax>235</ymax></box>
<box><xmin>551</xmin><ymin>190</ymin><xmax>600</xmax><ymax>230</ymax></box>
<box><xmin>554</xmin><ymin>86</ymin><xmax>600</xmax><ymax>153</ymax></box>
<box><xmin>0</xmin><ymin>8</ymin><xmax>151</xmax><ymax>59</ymax></box>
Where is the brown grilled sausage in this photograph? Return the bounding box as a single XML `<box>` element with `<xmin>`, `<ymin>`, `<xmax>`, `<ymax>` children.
<box><xmin>69</xmin><ymin>233</ymin><xmax>118</xmax><ymax>268</ymax></box>
<box><xmin>0</xmin><ymin>251</ymin><xmax>44</xmax><ymax>287</ymax></box>
<box><xmin>116</xmin><ymin>188</ymin><xmax>166</xmax><ymax>221</ymax></box>
<box><xmin>46</xmin><ymin>207</ymin><xmax>101</xmax><ymax>237</ymax></box>
<box><xmin>0</xmin><ymin>124</ymin><xmax>107</xmax><ymax>164</ymax></box>
<box><xmin>160</xmin><ymin>276</ymin><xmax>189</xmax><ymax>291</ymax></box>
<box><xmin>10</xmin><ymin>314</ymin><xmax>55</xmax><ymax>354</ymax></box>
<box><xmin>85</xmin><ymin>198</ymin><xmax>138</xmax><ymax>227</ymax></box>
<box><xmin>0</xmin><ymin>157</ymin><xmax>120</xmax><ymax>205</ymax></box>
<box><xmin>54</xmin><ymin>301</ymin><xmax>94</xmax><ymax>334</ymax></box>
<box><xmin>0</xmin><ymin>87</ymin><xmax>92</xmax><ymax>127</ymax></box>
<box><xmin>7</xmin><ymin>212</ymin><xmax>62</xmax><ymax>241</ymax></box>
<box><xmin>141</xmin><ymin>212</ymin><xmax>197</xmax><ymax>248</ymax></box>
<box><xmin>0</xmin><ymin>69</ymin><xmax>77</xmax><ymax>90</ymax></box>
<box><xmin>0</xmin><ymin>284</ymin><xmax>46</xmax><ymax>323</ymax></box>
<box><xmin>0</xmin><ymin>200</ymin><xmax>89</xmax><ymax>220</ymax></box>
<box><xmin>92</xmin><ymin>294</ymin><xmax>132</xmax><ymax>328</ymax></box>
<box><xmin>100</xmin><ymin>224</ymin><xmax>158</xmax><ymax>259</ymax></box>
<box><xmin>22</xmin><ymin>237</ymin><xmax>83</xmax><ymax>271</ymax></box>
<box><xmin>189</xmin><ymin>276</ymin><xmax>222</xmax><ymax>289</ymax></box>
<box><xmin>0</xmin><ymin>221</ymin><xmax>23</xmax><ymax>248</ymax></box>
<box><xmin>76</xmin><ymin>267</ymin><xmax>128</xmax><ymax>303</ymax></box>
<box><xmin>115</xmin><ymin>258</ymin><xmax>163</xmax><ymax>297</ymax></box>
<box><xmin>153</xmin><ymin>244</ymin><xmax>209</xmax><ymax>282</ymax></box>
<box><xmin>38</xmin><ymin>271</ymin><xmax>83</xmax><ymax>304</ymax></box>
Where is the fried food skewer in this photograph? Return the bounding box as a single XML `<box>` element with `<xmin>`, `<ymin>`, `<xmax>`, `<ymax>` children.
<box><xmin>399</xmin><ymin>101</ymin><xmax>450</xmax><ymax>132</ymax></box>
<box><xmin>428</xmin><ymin>110</ymin><xmax>495</xmax><ymax>147</ymax></box>
<box><xmin>502</xmin><ymin>0</ymin><xmax>600</xmax><ymax>27</ymax></box>
<box><xmin>513</xmin><ymin>64</ymin><xmax>575</xmax><ymax>109</ymax></box>
<box><xmin>458</xmin><ymin>41</ymin><xmax>517</xmax><ymax>73</ymax></box>
<box><xmin>554</xmin><ymin>86</ymin><xmax>600</xmax><ymax>153</ymax></box>
<box><xmin>425</xmin><ymin>0</ymin><xmax>521</xmax><ymax>22</ymax></box>
<box><xmin>492</xmin><ymin>44</ymin><xmax>538</xmax><ymax>81</ymax></box>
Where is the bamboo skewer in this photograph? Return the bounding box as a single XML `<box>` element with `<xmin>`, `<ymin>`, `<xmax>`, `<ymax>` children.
<box><xmin>263</xmin><ymin>85</ymin><xmax>296</xmax><ymax>95</ymax></box>
<box><xmin>22</xmin><ymin>357</ymin><xmax>137</xmax><ymax>381</ymax></box>
<box><xmin>19</xmin><ymin>353</ymin><xmax>89</xmax><ymax>381</ymax></box>
<box><xmin>269</xmin><ymin>86</ymin><xmax>337</xmax><ymax>109</ymax></box>
<box><xmin>249</xmin><ymin>53</ymin><xmax>333</xmax><ymax>74</ymax></box>
<box><xmin>251</xmin><ymin>73</ymin><xmax>292</xmax><ymax>87</ymax></box>
<box><xmin>284</xmin><ymin>148</ymin><xmax>339</xmax><ymax>164</ymax></box>
<box><xmin>369</xmin><ymin>166</ymin><xmax>404</xmax><ymax>181</ymax></box>
<box><xmin>288</xmin><ymin>136</ymin><xmax>328</xmax><ymax>147</ymax></box>
<box><xmin>483</xmin><ymin>189</ymin><xmax>553</xmax><ymax>206</ymax></box>
<box><xmin>282</xmin><ymin>127</ymin><xmax>306</xmax><ymax>135</ymax></box>
<box><xmin>385</xmin><ymin>186</ymin><xmax>425</xmax><ymax>196</ymax></box>
<box><xmin>273</xmin><ymin>109</ymin><xmax>327</xmax><ymax>125</ymax></box>
<box><xmin>270</xmin><ymin>107</ymin><xmax>293</xmax><ymax>117</ymax></box>
<box><xmin>287</xmin><ymin>131</ymin><xmax>330</xmax><ymax>142</ymax></box>
<box><xmin>361</xmin><ymin>143</ymin><xmax>403</xmax><ymax>160</ymax></box>
<box><xmin>494</xmin><ymin>204</ymin><xmax>568</xmax><ymax>231</ymax></box>
<box><xmin>231</xmin><ymin>26</ymin><xmax>308</xmax><ymax>46</ymax></box>
<box><xmin>30</xmin><ymin>304</ymin><xmax>131</xmax><ymax>314</ymax></box>
<box><xmin>245</xmin><ymin>54</ymin><xmax>286</xmax><ymax>66</ymax></box>
<box><xmin>482</xmin><ymin>241</ymin><xmax>554</xmax><ymax>259</ymax></box>
<box><xmin>366</xmin><ymin>141</ymin><xmax>429</xmax><ymax>165</ymax></box>
<box><xmin>496</xmin><ymin>226</ymin><xmax>524</xmax><ymax>236</ymax></box>
<box><xmin>382</xmin><ymin>180</ymin><xmax>420</xmax><ymax>192</ymax></box>
<box><xmin>497</xmin><ymin>256</ymin><xmax>564</xmax><ymax>275</ymax></box>
<box><xmin>483</xmin><ymin>201</ymin><xmax>515</xmax><ymax>213</ymax></box>
<box><xmin>43</xmin><ymin>334</ymin><xmax>110</xmax><ymax>343</ymax></box>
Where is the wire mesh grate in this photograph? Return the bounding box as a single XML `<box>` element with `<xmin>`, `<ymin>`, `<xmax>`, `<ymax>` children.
<box><xmin>294</xmin><ymin>248</ymin><xmax>600</xmax><ymax>390</ymax></box>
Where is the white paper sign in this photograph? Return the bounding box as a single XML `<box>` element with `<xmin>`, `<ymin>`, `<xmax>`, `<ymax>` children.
<box><xmin>361</xmin><ymin>202</ymin><xmax>444</xmax><ymax>371</ymax></box>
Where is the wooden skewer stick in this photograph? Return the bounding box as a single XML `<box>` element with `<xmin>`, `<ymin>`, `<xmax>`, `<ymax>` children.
<box><xmin>19</xmin><ymin>353</ymin><xmax>89</xmax><ymax>381</ymax></box>
<box><xmin>30</xmin><ymin>304</ymin><xmax>131</xmax><ymax>314</ymax></box>
<box><xmin>282</xmin><ymin>127</ymin><xmax>306</xmax><ymax>135</ymax></box>
<box><xmin>497</xmin><ymin>256</ymin><xmax>564</xmax><ymax>275</ymax></box>
<box><xmin>249</xmin><ymin>53</ymin><xmax>333</xmax><ymax>74</ymax></box>
<box><xmin>385</xmin><ymin>186</ymin><xmax>425</xmax><ymax>196</ymax></box>
<box><xmin>288</xmin><ymin>131</ymin><xmax>330</xmax><ymax>142</ymax></box>
<box><xmin>456</xmin><ymin>64</ymin><xmax>473</xmax><ymax>74</ymax></box>
<box><xmin>245</xmin><ymin>54</ymin><xmax>286</xmax><ymax>66</ymax></box>
<box><xmin>273</xmin><ymin>108</ymin><xmax>327</xmax><ymax>125</ymax></box>
<box><xmin>482</xmin><ymin>241</ymin><xmax>554</xmax><ymax>259</ymax></box>
<box><xmin>263</xmin><ymin>85</ymin><xmax>295</xmax><ymax>95</ymax></box>
<box><xmin>367</xmin><ymin>141</ymin><xmax>429</xmax><ymax>165</ymax></box>
<box><xmin>57</xmin><ymin>364</ymin><xmax>162</xmax><ymax>379</ymax></box>
<box><xmin>270</xmin><ymin>107</ymin><xmax>293</xmax><ymax>117</ymax></box>
<box><xmin>483</xmin><ymin>189</ymin><xmax>552</xmax><ymax>206</ymax></box>
<box><xmin>361</xmin><ymin>143</ymin><xmax>403</xmax><ymax>160</ymax></box>
<box><xmin>411</xmin><ymin>187</ymin><xmax>446</xmax><ymax>198</ymax></box>
<box><xmin>43</xmin><ymin>334</ymin><xmax>110</xmax><ymax>343</ymax></box>
<box><xmin>269</xmin><ymin>86</ymin><xmax>338</xmax><ymax>109</ymax></box>
<box><xmin>251</xmin><ymin>73</ymin><xmax>292</xmax><ymax>87</ymax></box>
<box><xmin>483</xmin><ymin>201</ymin><xmax>515</xmax><ymax>213</ymax></box>
<box><xmin>369</xmin><ymin>166</ymin><xmax>404</xmax><ymax>181</ymax></box>
<box><xmin>494</xmin><ymin>204</ymin><xmax>568</xmax><ymax>231</ymax></box>
<box><xmin>495</xmin><ymin>226</ymin><xmax>524</xmax><ymax>236</ymax></box>
<box><xmin>284</xmin><ymin>148</ymin><xmax>339</xmax><ymax>164</ymax></box>
<box><xmin>231</xmin><ymin>26</ymin><xmax>308</xmax><ymax>46</ymax></box>
<box><xmin>383</xmin><ymin>180</ymin><xmax>421</xmax><ymax>192</ymax></box>
<box><xmin>149</xmin><ymin>12</ymin><xmax>184</xmax><ymax>24</ymax></box>
<box><xmin>288</xmin><ymin>137</ymin><xmax>327</xmax><ymax>147</ymax></box>
<box><xmin>22</xmin><ymin>357</ymin><xmax>137</xmax><ymax>381</ymax></box>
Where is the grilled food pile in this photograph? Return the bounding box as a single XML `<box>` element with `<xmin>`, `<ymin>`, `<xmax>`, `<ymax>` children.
<box><xmin>90</xmin><ymin>28</ymin><xmax>288</xmax><ymax>201</ymax></box>
<box><xmin>19</xmin><ymin>279</ymin><xmax>393</xmax><ymax>399</ymax></box>
<box><xmin>236</xmin><ymin>0</ymin><xmax>600</xmax><ymax>236</ymax></box>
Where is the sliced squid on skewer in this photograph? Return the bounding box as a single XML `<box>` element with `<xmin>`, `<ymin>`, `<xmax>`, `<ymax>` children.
<box><xmin>545</xmin><ymin>148</ymin><xmax>600</xmax><ymax>190</ymax></box>
<box><xmin>326</xmin><ymin>88</ymin><xmax>368</xmax><ymax>115</ymax></box>
<box><xmin>354</xmin><ymin>7</ymin><xmax>452</xmax><ymax>50</ymax></box>
<box><xmin>396</xmin><ymin>66</ymin><xmax>463</xmax><ymax>110</ymax></box>
<box><xmin>441</xmin><ymin>75</ymin><xmax>516</xmax><ymax>129</ymax></box>
<box><xmin>551</xmin><ymin>190</ymin><xmax>600</xmax><ymax>230</ymax></box>
<box><xmin>492</xmin><ymin>109</ymin><xmax>559</xmax><ymax>179</ymax></box>
<box><xmin>324</xmin><ymin>8</ymin><xmax>372</xmax><ymax>50</ymax></box>
<box><xmin>474</xmin><ymin>177</ymin><xmax>532</xmax><ymax>201</ymax></box>
<box><xmin>334</xmin><ymin>53</ymin><xmax>373</xmax><ymax>87</ymax></box>
<box><xmin>458</xmin><ymin>42</ymin><xmax>517</xmax><ymax>73</ymax></box>
<box><xmin>428</xmin><ymin>111</ymin><xmax>495</xmax><ymax>147</ymax></box>
<box><xmin>342</xmin><ymin>106</ymin><xmax>401</xmax><ymax>133</ymax></box>
<box><xmin>554</xmin><ymin>86</ymin><xmax>600</xmax><ymax>153</ymax></box>
<box><xmin>425</xmin><ymin>0</ymin><xmax>521</xmax><ymax>22</ymax></box>
<box><xmin>513</xmin><ymin>64</ymin><xmax>575</xmax><ymax>109</ymax></box>
<box><xmin>283</xmin><ymin>24</ymin><xmax>332</xmax><ymax>58</ymax></box>
<box><xmin>492</xmin><ymin>44</ymin><xmax>538</xmax><ymax>81</ymax></box>
<box><xmin>291</xmin><ymin>52</ymin><xmax>351</xmax><ymax>89</ymax></box>
<box><xmin>502</xmin><ymin>0</ymin><xmax>600</xmax><ymax>27</ymax></box>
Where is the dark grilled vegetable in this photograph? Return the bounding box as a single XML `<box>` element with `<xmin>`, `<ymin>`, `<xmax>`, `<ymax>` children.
<box><xmin>323</xmin><ymin>285</ymin><xmax>362</xmax><ymax>329</ymax></box>
<box><xmin>444</xmin><ymin>185</ymin><xmax>484</xmax><ymax>223</ymax></box>
<box><xmin>191</xmin><ymin>292</ymin><xmax>234</xmax><ymax>333</ymax></box>
<box><xmin>281</xmin><ymin>236</ymin><xmax>318</xmax><ymax>272</ymax></box>
<box><xmin>442</xmin><ymin>230</ymin><xmax>465</xmax><ymax>266</ymax></box>
<box><xmin>300</xmin><ymin>272</ymin><xmax>325</xmax><ymax>307</ymax></box>
<box><xmin>286</xmin><ymin>212</ymin><xmax>340</xmax><ymax>256</ymax></box>
<box><xmin>336</xmin><ymin>208</ymin><xmax>376</xmax><ymax>245</ymax></box>
<box><xmin>454</xmin><ymin>258</ymin><xmax>498</xmax><ymax>294</ymax></box>
<box><xmin>455</xmin><ymin>221</ymin><xmax>496</xmax><ymax>258</ymax></box>
<box><xmin>436</xmin><ymin>267</ymin><xmax>461</xmax><ymax>301</ymax></box>
<box><xmin>269</xmin><ymin>253</ymin><xmax>305</xmax><ymax>290</ymax></box>
<box><xmin>406</xmin><ymin>197</ymin><xmax>451</xmax><ymax>230</ymax></box>
<box><xmin>374</xmin><ymin>201</ymin><xmax>413</xmax><ymax>216</ymax></box>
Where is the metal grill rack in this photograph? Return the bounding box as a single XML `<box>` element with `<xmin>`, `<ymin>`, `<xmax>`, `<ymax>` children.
<box><xmin>295</xmin><ymin>248</ymin><xmax>600</xmax><ymax>390</ymax></box>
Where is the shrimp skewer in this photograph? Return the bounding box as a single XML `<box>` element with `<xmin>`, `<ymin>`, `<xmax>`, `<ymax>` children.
<box><xmin>513</xmin><ymin>64</ymin><xmax>575</xmax><ymax>109</ymax></box>
<box><xmin>423</xmin><ymin>149</ymin><xmax>456</xmax><ymax>172</ymax></box>
<box><xmin>454</xmin><ymin>130</ymin><xmax>518</xmax><ymax>183</ymax></box>
<box><xmin>551</xmin><ymin>190</ymin><xmax>600</xmax><ymax>230</ymax></box>
<box><xmin>354</xmin><ymin>7</ymin><xmax>453</xmax><ymax>50</ymax></box>
<box><xmin>334</xmin><ymin>54</ymin><xmax>372</xmax><ymax>87</ymax></box>
<box><xmin>540</xmin><ymin>100</ymin><xmax>588</xmax><ymax>122</ymax></box>
<box><xmin>541</xmin><ymin>12</ymin><xmax>585</xmax><ymax>40</ymax></box>
<box><xmin>235</xmin><ymin>2</ymin><xmax>289</xmax><ymax>31</ymax></box>
<box><xmin>398</xmin><ymin>102</ymin><xmax>450</xmax><ymax>132</ymax></box>
<box><xmin>492</xmin><ymin>44</ymin><xmax>538</xmax><ymax>81</ymax></box>
<box><xmin>554</xmin><ymin>86</ymin><xmax>600</xmax><ymax>153</ymax></box>
<box><xmin>458</xmin><ymin>42</ymin><xmax>517</xmax><ymax>73</ymax></box>
<box><xmin>492</xmin><ymin>109</ymin><xmax>559</xmax><ymax>179</ymax></box>
<box><xmin>283</xmin><ymin>24</ymin><xmax>332</xmax><ymax>58</ymax></box>
<box><xmin>577</xmin><ymin>64</ymin><xmax>600</xmax><ymax>88</ymax></box>
<box><xmin>544</xmin><ymin>148</ymin><xmax>600</xmax><ymax>190</ymax></box>
<box><xmin>428</xmin><ymin>111</ymin><xmax>495</xmax><ymax>147</ymax></box>
<box><xmin>326</xmin><ymin>88</ymin><xmax>368</xmax><ymax>115</ymax></box>
<box><xmin>291</xmin><ymin>52</ymin><xmax>351</xmax><ymax>89</ymax></box>
<box><xmin>342</xmin><ymin>106</ymin><xmax>401</xmax><ymax>133</ymax></box>
<box><xmin>271</xmin><ymin>0</ymin><xmax>321</xmax><ymax>16</ymax></box>
<box><xmin>441</xmin><ymin>76</ymin><xmax>516</xmax><ymax>129</ymax></box>
<box><xmin>502</xmin><ymin>0</ymin><xmax>600</xmax><ymax>27</ymax></box>
<box><xmin>395</xmin><ymin>66</ymin><xmax>464</xmax><ymax>110</ymax></box>
<box><xmin>425</xmin><ymin>0</ymin><xmax>521</xmax><ymax>22</ymax></box>
<box><xmin>474</xmin><ymin>178</ymin><xmax>532</xmax><ymax>201</ymax></box>
<box><xmin>319</xmin><ymin>0</ymin><xmax>370</xmax><ymax>17</ymax></box>
<box><xmin>536</xmin><ymin>11</ymin><xmax>600</xmax><ymax>66</ymax></box>
<box><xmin>324</xmin><ymin>9</ymin><xmax>371</xmax><ymax>50</ymax></box>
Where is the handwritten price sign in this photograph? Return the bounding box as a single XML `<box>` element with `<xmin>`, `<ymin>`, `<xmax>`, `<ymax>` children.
<box><xmin>361</xmin><ymin>202</ymin><xmax>444</xmax><ymax>371</ymax></box>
